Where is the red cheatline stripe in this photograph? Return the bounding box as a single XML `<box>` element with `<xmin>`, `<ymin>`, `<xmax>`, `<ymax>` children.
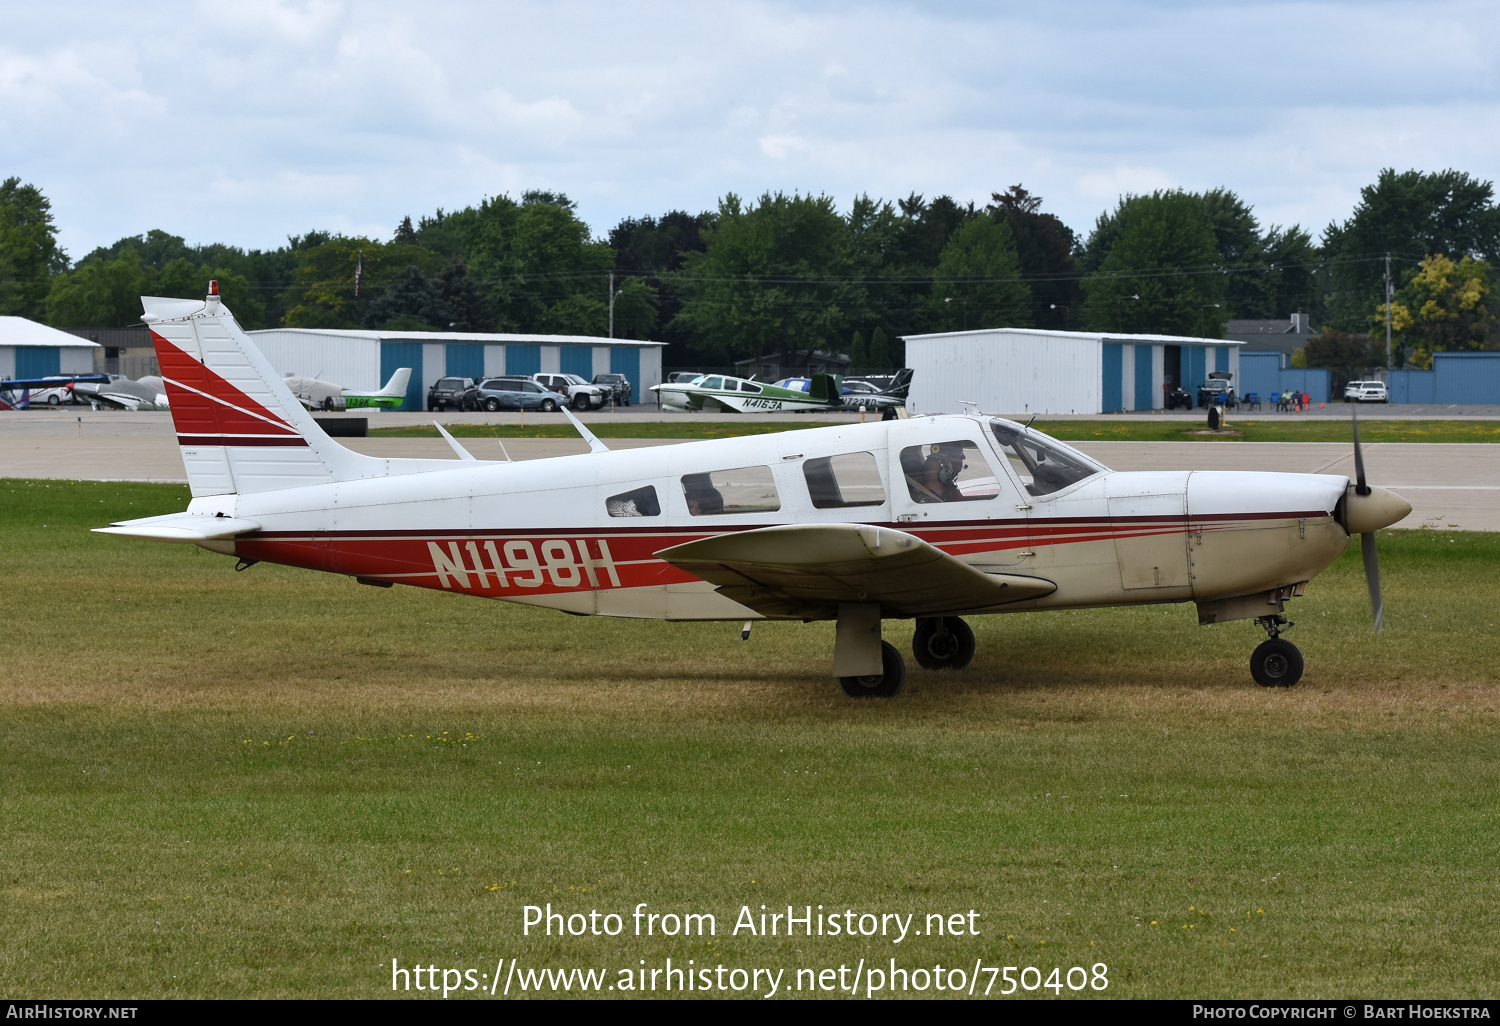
<box><xmin>177</xmin><ymin>435</ymin><xmax>310</xmax><ymax>447</ymax></box>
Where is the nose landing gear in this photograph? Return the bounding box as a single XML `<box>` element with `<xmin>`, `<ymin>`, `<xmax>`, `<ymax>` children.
<box><xmin>839</xmin><ymin>641</ymin><xmax>906</xmax><ymax>698</ymax></box>
<box><xmin>1250</xmin><ymin>614</ymin><xmax>1303</xmax><ymax>687</ymax></box>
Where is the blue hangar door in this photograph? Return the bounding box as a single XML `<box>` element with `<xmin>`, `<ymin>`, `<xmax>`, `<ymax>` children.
<box><xmin>380</xmin><ymin>342</ymin><xmax>424</xmax><ymax>410</ymax></box>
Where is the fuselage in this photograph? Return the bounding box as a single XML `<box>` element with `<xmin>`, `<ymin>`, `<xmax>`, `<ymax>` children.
<box><xmin>190</xmin><ymin>414</ymin><xmax>1354</xmax><ymax>623</ymax></box>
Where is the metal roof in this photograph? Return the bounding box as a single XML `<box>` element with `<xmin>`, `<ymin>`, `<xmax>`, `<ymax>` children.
<box><xmin>902</xmin><ymin>327</ymin><xmax>1241</xmax><ymax>346</ymax></box>
<box><xmin>0</xmin><ymin>316</ymin><xmax>103</xmax><ymax>348</ymax></box>
<box><xmin>248</xmin><ymin>328</ymin><xmax>665</xmax><ymax>347</ymax></box>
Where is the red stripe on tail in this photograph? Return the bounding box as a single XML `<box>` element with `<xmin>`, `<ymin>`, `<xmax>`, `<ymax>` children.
<box><xmin>152</xmin><ymin>331</ymin><xmax>300</xmax><ymax>440</ymax></box>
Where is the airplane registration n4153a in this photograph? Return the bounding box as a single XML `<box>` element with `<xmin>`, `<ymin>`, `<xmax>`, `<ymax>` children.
<box><xmin>97</xmin><ymin>285</ymin><xmax>1412</xmax><ymax>695</ymax></box>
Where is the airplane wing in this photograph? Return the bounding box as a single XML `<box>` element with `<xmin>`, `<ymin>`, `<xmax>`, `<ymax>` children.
<box><xmin>93</xmin><ymin>513</ymin><xmax>261</xmax><ymax>543</ymax></box>
<box><xmin>655</xmin><ymin>523</ymin><xmax>1054</xmax><ymax>619</ymax></box>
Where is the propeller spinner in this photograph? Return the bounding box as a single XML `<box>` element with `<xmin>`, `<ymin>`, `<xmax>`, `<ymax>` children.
<box><xmin>1340</xmin><ymin>409</ymin><xmax>1413</xmax><ymax>632</ymax></box>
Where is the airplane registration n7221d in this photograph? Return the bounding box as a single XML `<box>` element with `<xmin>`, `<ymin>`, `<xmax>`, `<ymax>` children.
<box><xmin>97</xmin><ymin>286</ymin><xmax>1412</xmax><ymax>696</ymax></box>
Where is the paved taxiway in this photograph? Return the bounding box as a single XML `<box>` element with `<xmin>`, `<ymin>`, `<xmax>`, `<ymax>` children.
<box><xmin>2</xmin><ymin>410</ymin><xmax>1495</xmax><ymax>531</ymax></box>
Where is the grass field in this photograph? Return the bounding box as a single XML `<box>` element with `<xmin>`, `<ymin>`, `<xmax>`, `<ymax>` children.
<box><xmin>371</xmin><ymin>418</ymin><xmax>1500</xmax><ymax>444</ymax></box>
<box><xmin>3</xmin><ymin>478</ymin><xmax>1499</xmax><ymax>999</ymax></box>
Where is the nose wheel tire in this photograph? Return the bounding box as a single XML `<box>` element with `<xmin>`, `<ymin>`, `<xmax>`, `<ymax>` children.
<box><xmin>1250</xmin><ymin>638</ymin><xmax>1303</xmax><ymax>687</ymax></box>
<box><xmin>839</xmin><ymin>641</ymin><xmax>906</xmax><ymax>698</ymax></box>
<box><xmin>912</xmin><ymin>617</ymin><xmax>976</xmax><ymax>670</ymax></box>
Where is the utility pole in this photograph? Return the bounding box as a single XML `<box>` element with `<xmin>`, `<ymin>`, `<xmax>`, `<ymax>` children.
<box><xmin>1384</xmin><ymin>253</ymin><xmax>1393</xmax><ymax>368</ymax></box>
<box><xmin>608</xmin><ymin>271</ymin><xmax>615</xmax><ymax>339</ymax></box>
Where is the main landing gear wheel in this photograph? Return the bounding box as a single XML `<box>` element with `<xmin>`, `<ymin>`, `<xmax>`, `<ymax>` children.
<box><xmin>1250</xmin><ymin>638</ymin><xmax>1303</xmax><ymax>687</ymax></box>
<box><xmin>839</xmin><ymin>640</ymin><xmax>906</xmax><ymax>698</ymax></box>
<box><xmin>912</xmin><ymin>617</ymin><xmax>975</xmax><ymax>670</ymax></box>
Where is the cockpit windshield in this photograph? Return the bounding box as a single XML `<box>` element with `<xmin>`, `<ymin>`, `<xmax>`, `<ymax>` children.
<box><xmin>989</xmin><ymin>419</ymin><xmax>1107</xmax><ymax>496</ymax></box>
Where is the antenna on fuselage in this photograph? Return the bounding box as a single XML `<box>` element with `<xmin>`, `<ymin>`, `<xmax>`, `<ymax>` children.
<box><xmin>561</xmin><ymin>404</ymin><xmax>609</xmax><ymax>454</ymax></box>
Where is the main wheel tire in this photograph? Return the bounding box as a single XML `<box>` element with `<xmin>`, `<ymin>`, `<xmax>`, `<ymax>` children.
<box><xmin>540</xmin><ymin>399</ymin><xmax>558</xmax><ymax>412</ymax></box>
<box><xmin>573</xmin><ymin>394</ymin><xmax>590</xmax><ymax>411</ymax></box>
<box><xmin>839</xmin><ymin>640</ymin><xmax>906</xmax><ymax>698</ymax></box>
<box><xmin>1250</xmin><ymin>638</ymin><xmax>1303</xmax><ymax>687</ymax></box>
<box><xmin>483</xmin><ymin>398</ymin><xmax>500</xmax><ymax>412</ymax></box>
<box><xmin>912</xmin><ymin>617</ymin><xmax>976</xmax><ymax>670</ymax></box>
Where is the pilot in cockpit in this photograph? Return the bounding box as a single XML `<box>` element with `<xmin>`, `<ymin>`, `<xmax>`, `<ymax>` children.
<box><xmin>908</xmin><ymin>442</ymin><xmax>967</xmax><ymax>503</ymax></box>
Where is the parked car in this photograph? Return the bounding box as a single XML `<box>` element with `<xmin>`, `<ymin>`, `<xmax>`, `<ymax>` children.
<box><xmin>1350</xmin><ymin>381</ymin><xmax>1389</xmax><ymax>403</ymax></box>
<box><xmin>426</xmin><ymin>376</ymin><xmax>477</xmax><ymax>412</ymax></box>
<box><xmin>591</xmin><ymin>372</ymin><xmax>633</xmax><ymax>406</ymax></box>
<box><xmin>1343</xmin><ymin>379</ymin><xmax>1385</xmax><ymax>402</ymax></box>
<box><xmin>1197</xmin><ymin>372</ymin><xmax>1236</xmax><ymax>408</ymax></box>
<box><xmin>473</xmin><ymin>377</ymin><xmax>565</xmax><ymax>412</ymax></box>
<box><xmin>532</xmin><ymin>373</ymin><xmax>606</xmax><ymax>411</ymax></box>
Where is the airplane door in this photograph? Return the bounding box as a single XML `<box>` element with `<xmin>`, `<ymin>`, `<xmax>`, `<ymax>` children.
<box><xmin>1105</xmin><ymin>472</ymin><xmax>1190</xmax><ymax>590</ymax></box>
<box><xmin>886</xmin><ymin>419</ymin><xmax>1030</xmax><ymax>568</ymax></box>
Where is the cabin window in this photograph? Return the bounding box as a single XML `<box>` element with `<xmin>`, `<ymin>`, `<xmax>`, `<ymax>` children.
<box><xmin>898</xmin><ymin>441</ymin><xmax>1001</xmax><ymax>503</ymax></box>
<box><xmin>989</xmin><ymin>420</ymin><xmax>1102</xmax><ymax>496</ymax></box>
<box><xmin>740</xmin><ymin>381</ymin><xmax>762</xmax><ymax>393</ymax></box>
<box><xmin>606</xmin><ymin>485</ymin><xmax>661</xmax><ymax>518</ymax></box>
<box><xmin>804</xmin><ymin>452</ymin><xmax>885</xmax><ymax>509</ymax></box>
<box><xmin>700</xmin><ymin>376</ymin><xmax>723</xmax><ymax>390</ymax></box>
<box><xmin>681</xmin><ymin>466</ymin><xmax>780</xmax><ymax>516</ymax></box>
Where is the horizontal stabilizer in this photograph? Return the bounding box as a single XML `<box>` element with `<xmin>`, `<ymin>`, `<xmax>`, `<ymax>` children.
<box><xmin>93</xmin><ymin>513</ymin><xmax>261</xmax><ymax>543</ymax></box>
<box><xmin>656</xmin><ymin>523</ymin><xmax>1054</xmax><ymax>619</ymax></box>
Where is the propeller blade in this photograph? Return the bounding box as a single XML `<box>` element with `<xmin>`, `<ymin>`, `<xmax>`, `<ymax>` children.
<box><xmin>1361</xmin><ymin>531</ymin><xmax>1384</xmax><ymax>634</ymax></box>
<box><xmin>1352</xmin><ymin>406</ymin><xmax>1370</xmax><ymax>495</ymax></box>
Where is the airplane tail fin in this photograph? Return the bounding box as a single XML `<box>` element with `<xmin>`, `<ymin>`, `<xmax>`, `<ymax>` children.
<box><xmin>374</xmin><ymin>366</ymin><xmax>412</xmax><ymax>398</ymax></box>
<box><xmin>144</xmin><ymin>285</ymin><xmax>384</xmax><ymax>497</ymax></box>
<box><xmin>809</xmin><ymin>373</ymin><xmax>843</xmax><ymax>403</ymax></box>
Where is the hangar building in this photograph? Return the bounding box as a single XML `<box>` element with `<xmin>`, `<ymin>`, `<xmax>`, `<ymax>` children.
<box><xmin>902</xmin><ymin>327</ymin><xmax>1242</xmax><ymax>415</ymax></box>
<box><xmin>247</xmin><ymin>328</ymin><xmax>666</xmax><ymax>409</ymax></box>
<box><xmin>0</xmin><ymin>317</ymin><xmax>101</xmax><ymax>380</ymax></box>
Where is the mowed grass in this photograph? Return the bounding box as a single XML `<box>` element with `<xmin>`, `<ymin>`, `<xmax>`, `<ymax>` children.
<box><xmin>372</xmin><ymin>418</ymin><xmax>1500</xmax><ymax>444</ymax></box>
<box><xmin>2</xmin><ymin>478</ymin><xmax>1499</xmax><ymax>999</ymax></box>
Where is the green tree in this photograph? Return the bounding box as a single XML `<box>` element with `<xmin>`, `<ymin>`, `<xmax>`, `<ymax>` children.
<box><xmin>931</xmin><ymin>216</ymin><xmax>1031</xmax><ymax>330</ymax></box>
<box><xmin>610</xmin><ymin>276</ymin><xmax>659</xmax><ymax>339</ymax></box>
<box><xmin>459</xmin><ymin>191</ymin><xmax>615</xmax><ymax>333</ymax></box>
<box><xmin>988</xmin><ymin>185</ymin><xmax>1081</xmax><ymax>329</ymax></box>
<box><xmin>1082</xmin><ymin>191</ymin><xmax>1226</xmax><ymax>335</ymax></box>
<box><xmin>867</xmin><ymin>326</ymin><xmax>890</xmax><ymax>369</ymax></box>
<box><xmin>44</xmin><ymin>250</ymin><xmax>152</xmax><ymax>327</ymax></box>
<box><xmin>1320</xmin><ymin>169</ymin><xmax>1500</xmax><ymax>331</ymax></box>
<box><xmin>669</xmin><ymin>191</ymin><xmax>859</xmax><ymax>368</ymax></box>
<box><xmin>153</xmin><ymin>259</ymin><xmax>266</xmax><ymax>328</ymax></box>
<box><xmin>1377</xmin><ymin>254</ymin><xmax>1495</xmax><ymax>366</ymax></box>
<box><xmin>849</xmin><ymin>330</ymin><xmax>867</xmax><ymax>368</ymax></box>
<box><xmin>282</xmin><ymin>238</ymin><xmax>444</xmax><ymax>328</ymax></box>
<box><xmin>0</xmin><ymin>177</ymin><xmax>67</xmax><ymax>319</ymax></box>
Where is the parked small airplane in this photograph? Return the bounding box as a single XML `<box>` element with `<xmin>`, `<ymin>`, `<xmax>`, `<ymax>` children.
<box><xmin>0</xmin><ymin>374</ymin><xmax>109</xmax><ymax>409</ymax></box>
<box><xmin>653</xmin><ymin>371</ymin><xmax>904</xmax><ymax>416</ymax></box>
<box><xmin>97</xmin><ymin>286</ymin><xmax>1411</xmax><ymax>695</ymax></box>
<box><xmin>71</xmin><ymin>374</ymin><xmax>170</xmax><ymax>410</ymax></box>
<box><xmin>284</xmin><ymin>367</ymin><xmax>413</xmax><ymax>411</ymax></box>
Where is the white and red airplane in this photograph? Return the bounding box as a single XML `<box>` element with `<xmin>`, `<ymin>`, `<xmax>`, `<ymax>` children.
<box><xmin>96</xmin><ymin>285</ymin><xmax>1412</xmax><ymax>695</ymax></box>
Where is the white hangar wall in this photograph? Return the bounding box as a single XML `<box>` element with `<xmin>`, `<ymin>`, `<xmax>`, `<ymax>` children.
<box><xmin>903</xmin><ymin>328</ymin><xmax>1241</xmax><ymax>416</ymax></box>
<box><xmin>247</xmin><ymin>329</ymin><xmax>666</xmax><ymax>407</ymax></box>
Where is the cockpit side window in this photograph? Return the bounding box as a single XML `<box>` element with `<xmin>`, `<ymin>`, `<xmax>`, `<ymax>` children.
<box><xmin>898</xmin><ymin>441</ymin><xmax>1001</xmax><ymax>503</ymax></box>
<box><xmin>989</xmin><ymin>420</ymin><xmax>1103</xmax><ymax>496</ymax></box>
<box><xmin>701</xmin><ymin>376</ymin><xmax>723</xmax><ymax>389</ymax></box>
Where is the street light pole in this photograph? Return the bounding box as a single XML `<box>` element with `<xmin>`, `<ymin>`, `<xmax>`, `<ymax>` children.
<box><xmin>944</xmin><ymin>296</ymin><xmax>967</xmax><ymax>330</ymax></box>
<box><xmin>1050</xmin><ymin>303</ymin><xmax>1071</xmax><ymax>330</ymax></box>
<box><xmin>1384</xmin><ymin>253</ymin><xmax>1393</xmax><ymax>368</ymax></box>
<box><xmin>608</xmin><ymin>271</ymin><xmax>615</xmax><ymax>339</ymax></box>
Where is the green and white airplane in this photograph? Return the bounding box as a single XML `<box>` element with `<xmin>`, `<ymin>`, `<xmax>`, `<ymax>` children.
<box><xmin>284</xmin><ymin>367</ymin><xmax>412</xmax><ymax>411</ymax></box>
<box><xmin>653</xmin><ymin>371</ymin><xmax>908</xmax><ymax>416</ymax></box>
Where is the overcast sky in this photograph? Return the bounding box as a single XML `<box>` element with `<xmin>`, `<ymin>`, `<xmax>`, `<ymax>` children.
<box><xmin>3</xmin><ymin>1</ymin><xmax>1498</xmax><ymax>259</ymax></box>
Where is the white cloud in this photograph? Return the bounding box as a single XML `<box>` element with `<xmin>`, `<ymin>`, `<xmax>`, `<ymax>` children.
<box><xmin>2</xmin><ymin>1</ymin><xmax>1499</xmax><ymax>256</ymax></box>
